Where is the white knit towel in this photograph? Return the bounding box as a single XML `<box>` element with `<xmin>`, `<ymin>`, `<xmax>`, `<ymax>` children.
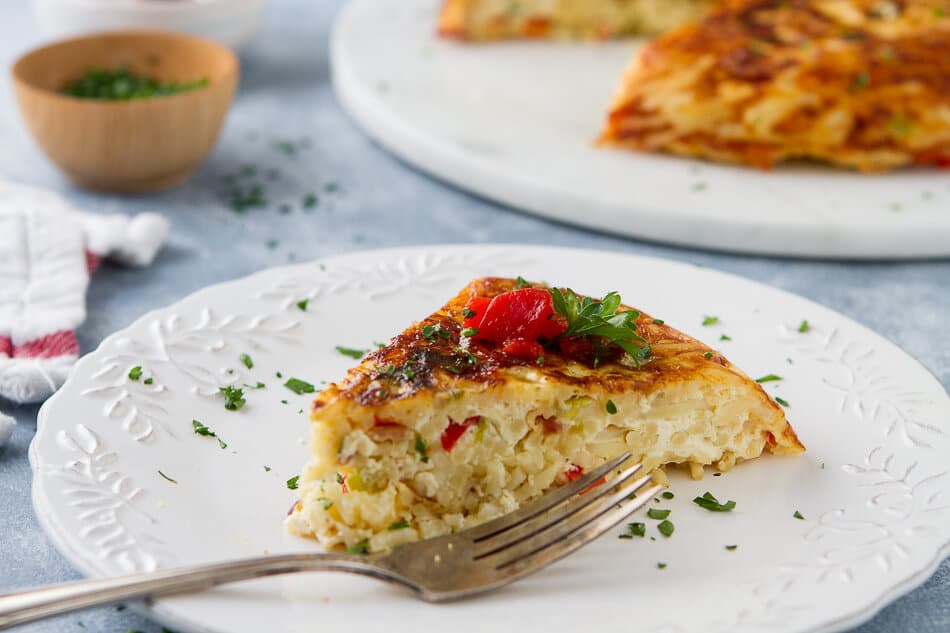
<box><xmin>0</xmin><ymin>182</ymin><xmax>168</xmax><ymax>447</ymax></box>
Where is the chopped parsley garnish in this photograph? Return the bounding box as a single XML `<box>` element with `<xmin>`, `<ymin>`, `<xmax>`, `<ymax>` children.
<box><xmin>657</xmin><ymin>562</ymin><xmax>668</xmax><ymax>569</ymax></box>
<box><xmin>849</xmin><ymin>71</ymin><xmax>870</xmax><ymax>92</ymax></box>
<box><xmin>462</xmin><ymin>307</ymin><xmax>477</xmax><ymax>319</ymax></box>
<box><xmin>702</xmin><ymin>316</ymin><xmax>719</xmax><ymax>326</ymax></box>
<box><xmin>726</xmin><ymin>545</ymin><xmax>738</xmax><ymax>551</ymax></box>
<box><xmin>657</xmin><ymin>520</ymin><xmax>675</xmax><ymax>537</ymax></box>
<box><xmin>797</xmin><ymin>320</ymin><xmax>810</xmax><ymax>333</ymax></box>
<box><xmin>606</xmin><ymin>400</ymin><xmax>618</xmax><ymax>415</ymax></box>
<box><xmin>157</xmin><ymin>470</ymin><xmax>177</xmax><ymax>484</ymax></box>
<box><xmin>627</xmin><ymin>522</ymin><xmax>646</xmax><ymax>537</ymax></box>
<box><xmin>421</xmin><ymin>324</ymin><xmax>451</xmax><ymax>340</ymax></box>
<box><xmin>143</xmin><ymin>377</ymin><xmax>154</xmax><ymax>385</ymax></box>
<box><xmin>692</xmin><ymin>491</ymin><xmax>736</xmax><ymax>512</ymax></box>
<box><xmin>414</xmin><ymin>434</ymin><xmax>429</xmax><ymax>463</ymax></box>
<box><xmin>388</xmin><ymin>520</ymin><xmax>410</xmax><ymax>531</ymax></box>
<box><xmin>240</xmin><ymin>353</ymin><xmax>254</xmax><ymax>369</ymax></box>
<box><xmin>219</xmin><ymin>386</ymin><xmax>246</xmax><ymax>411</ymax></box>
<box><xmin>346</xmin><ymin>539</ymin><xmax>370</xmax><ymax>555</ymax></box>
<box><xmin>661</xmin><ymin>491</ymin><xmax>674</xmax><ymax>499</ymax></box>
<box><xmin>296</xmin><ymin>299</ymin><xmax>310</xmax><ymax>311</ymax></box>
<box><xmin>548</xmin><ymin>288</ymin><xmax>651</xmax><ymax>366</ymax></box>
<box><xmin>461</xmin><ymin>327</ymin><xmax>479</xmax><ymax>338</ymax></box>
<box><xmin>514</xmin><ymin>276</ymin><xmax>532</xmax><ymax>289</ymax></box>
<box><xmin>457</xmin><ymin>347</ymin><xmax>479</xmax><ymax>366</ymax></box>
<box><xmin>284</xmin><ymin>378</ymin><xmax>315</xmax><ymax>394</ymax></box>
<box><xmin>335</xmin><ymin>346</ymin><xmax>367</xmax><ymax>359</ymax></box>
<box><xmin>128</xmin><ymin>366</ymin><xmax>143</xmax><ymax>381</ymax></box>
<box><xmin>794</xmin><ymin>510</ymin><xmax>805</xmax><ymax>520</ymax></box>
<box><xmin>647</xmin><ymin>508</ymin><xmax>670</xmax><ymax>520</ymax></box>
<box><xmin>704</xmin><ymin>351</ymin><xmax>714</xmax><ymax>359</ymax></box>
<box><xmin>755</xmin><ymin>374</ymin><xmax>783</xmax><ymax>383</ymax></box>
<box><xmin>652</xmin><ymin>319</ymin><xmax>665</xmax><ymax>325</ymax></box>
<box><xmin>775</xmin><ymin>396</ymin><xmax>790</xmax><ymax>407</ymax></box>
<box><xmin>264</xmin><ymin>465</ymin><xmax>272</xmax><ymax>472</ymax></box>
<box><xmin>244</xmin><ymin>381</ymin><xmax>266</xmax><ymax>390</ymax></box>
<box><xmin>719</xmin><ymin>334</ymin><xmax>732</xmax><ymax>341</ymax></box>
<box><xmin>286</xmin><ymin>476</ymin><xmax>300</xmax><ymax>490</ymax></box>
<box><xmin>192</xmin><ymin>420</ymin><xmax>226</xmax><ymax>449</ymax></box>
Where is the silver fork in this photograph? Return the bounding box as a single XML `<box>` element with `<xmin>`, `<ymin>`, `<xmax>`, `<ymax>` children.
<box><xmin>0</xmin><ymin>453</ymin><xmax>660</xmax><ymax>630</ymax></box>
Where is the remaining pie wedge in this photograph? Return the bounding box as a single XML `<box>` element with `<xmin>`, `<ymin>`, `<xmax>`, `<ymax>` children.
<box><xmin>287</xmin><ymin>277</ymin><xmax>803</xmax><ymax>552</ymax></box>
<box><xmin>438</xmin><ymin>0</ymin><xmax>716</xmax><ymax>40</ymax></box>
<box><xmin>598</xmin><ymin>0</ymin><xmax>950</xmax><ymax>171</ymax></box>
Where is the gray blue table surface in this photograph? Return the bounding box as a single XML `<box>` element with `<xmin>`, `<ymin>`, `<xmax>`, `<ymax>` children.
<box><xmin>0</xmin><ymin>1</ymin><xmax>947</xmax><ymax>632</ymax></box>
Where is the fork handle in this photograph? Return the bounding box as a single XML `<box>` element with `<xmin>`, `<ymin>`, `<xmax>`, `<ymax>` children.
<box><xmin>0</xmin><ymin>553</ymin><xmax>402</xmax><ymax>630</ymax></box>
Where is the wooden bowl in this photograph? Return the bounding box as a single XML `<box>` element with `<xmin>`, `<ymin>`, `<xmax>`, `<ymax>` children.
<box><xmin>11</xmin><ymin>30</ymin><xmax>239</xmax><ymax>193</ymax></box>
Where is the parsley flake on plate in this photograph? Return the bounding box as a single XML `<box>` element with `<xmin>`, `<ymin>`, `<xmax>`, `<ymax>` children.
<box><xmin>284</xmin><ymin>378</ymin><xmax>315</xmax><ymax>395</ymax></box>
<box><xmin>157</xmin><ymin>470</ymin><xmax>177</xmax><ymax>484</ymax></box>
<box><xmin>657</xmin><ymin>520</ymin><xmax>675</xmax><ymax>537</ymax></box>
<box><xmin>661</xmin><ymin>491</ymin><xmax>674</xmax><ymax>499</ymax></box>
<box><xmin>797</xmin><ymin>319</ymin><xmax>811</xmax><ymax>333</ymax></box>
<box><xmin>693</xmin><ymin>491</ymin><xmax>736</xmax><ymax>512</ymax></box>
<box><xmin>702</xmin><ymin>315</ymin><xmax>719</xmax><ymax>326</ymax></box>
<box><xmin>725</xmin><ymin>545</ymin><xmax>738</xmax><ymax>551</ymax></box>
<box><xmin>657</xmin><ymin>562</ymin><xmax>668</xmax><ymax>569</ymax></box>
<box><xmin>239</xmin><ymin>353</ymin><xmax>253</xmax><ymax>369</ymax></box>
<box><xmin>128</xmin><ymin>366</ymin><xmax>143</xmax><ymax>381</ymax></box>
<box><xmin>755</xmin><ymin>374</ymin><xmax>783</xmax><ymax>383</ymax></box>
<box><xmin>775</xmin><ymin>396</ymin><xmax>790</xmax><ymax>407</ymax></box>
<box><xmin>335</xmin><ymin>346</ymin><xmax>367</xmax><ymax>360</ymax></box>
<box><xmin>296</xmin><ymin>299</ymin><xmax>309</xmax><ymax>312</ymax></box>
<box><xmin>794</xmin><ymin>510</ymin><xmax>805</xmax><ymax>520</ymax></box>
<box><xmin>647</xmin><ymin>508</ymin><xmax>670</xmax><ymax>520</ymax></box>
<box><xmin>219</xmin><ymin>385</ymin><xmax>246</xmax><ymax>411</ymax></box>
<box><xmin>286</xmin><ymin>476</ymin><xmax>300</xmax><ymax>490</ymax></box>
<box><xmin>192</xmin><ymin>420</ymin><xmax>227</xmax><ymax>449</ymax></box>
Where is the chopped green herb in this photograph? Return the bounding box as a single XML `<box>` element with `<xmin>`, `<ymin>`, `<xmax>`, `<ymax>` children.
<box><xmin>318</xmin><ymin>497</ymin><xmax>333</xmax><ymax>510</ymax></box>
<box><xmin>657</xmin><ymin>520</ymin><xmax>674</xmax><ymax>537</ymax></box>
<box><xmin>755</xmin><ymin>374</ymin><xmax>783</xmax><ymax>383</ymax></box>
<box><xmin>647</xmin><ymin>508</ymin><xmax>670</xmax><ymax>520</ymax></box>
<box><xmin>457</xmin><ymin>348</ymin><xmax>479</xmax><ymax>366</ymax></box>
<box><xmin>388</xmin><ymin>520</ymin><xmax>410</xmax><ymax>531</ymax></box>
<box><xmin>849</xmin><ymin>71</ymin><xmax>870</xmax><ymax>91</ymax></box>
<box><xmin>627</xmin><ymin>522</ymin><xmax>646</xmax><ymax>537</ymax></box>
<box><xmin>297</xmin><ymin>299</ymin><xmax>309</xmax><ymax>311</ymax></box>
<box><xmin>713</xmin><ymin>472</ymin><xmax>722</xmax><ymax>477</ymax></box>
<box><xmin>797</xmin><ymin>320</ymin><xmax>810</xmax><ymax>333</ymax></box>
<box><xmin>794</xmin><ymin>510</ymin><xmax>805</xmax><ymax>520</ymax></box>
<box><xmin>775</xmin><ymin>396</ymin><xmax>790</xmax><ymax>407</ymax></box>
<box><xmin>719</xmin><ymin>334</ymin><xmax>732</xmax><ymax>341</ymax></box>
<box><xmin>704</xmin><ymin>351</ymin><xmax>714</xmax><ymax>359</ymax></box>
<box><xmin>414</xmin><ymin>434</ymin><xmax>429</xmax><ymax>463</ymax></box>
<box><xmin>461</xmin><ymin>327</ymin><xmax>479</xmax><ymax>338</ymax></box>
<box><xmin>725</xmin><ymin>545</ymin><xmax>738</xmax><ymax>551</ymax></box>
<box><xmin>192</xmin><ymin>420</ymin><xmax>226</xmax><ymax>449</ymax></box>
<box><xmin>128</xmin><ymin>366</ymin><xmax>143</xmax><ymax>381</ymax></box>
<box><xmin>661</xmin><ymin>491</ymin><xmax>674</xmax><ymax>499</ymax></box>
<box><xmin>692</xmin><ymin>491</ymin><xmax>736</xmax><ymax>512</ymax></box>
<box><xmin>62</xmin><ymin>66</ymin><xmax>209</xmax><ymax>101</ymax></box>
<box><xmin>219</xmin><ymin>385</ymin><xmax>246</xmax><ymax>411</ymax></box>
<box><xmin>286</xmin><ymin>476</ymin><xmax>300</xmax><ymax>490</ymax></box>
<box><xmin>421</xmin><ymin>324</ymin><xmax>451</xmax><ymax>340</ymax></box>
<box><xmin>606</xmin><ymin>400</ymin><xmax>618</xmax><ymax>415</ymax></box>
<box><xmin>284</xmin><ymin>378</ymin><xmax>315</xmax><ymax>395</ymax></box>
<box><xmin>303</xmin><ymin>193</ymin><xmax>318</xmax><ymax>209</ymax></box>
<box><xmin>264</xmin><ymin>466</ymin><xmax>272</xmax><ymax>472</ymax></box>
<box><xmin>336</xmin><ymin>472</ymin><xmax>345</xmax><ymax>484</ymax></box>
<box><xmin>324</xmin><ymin>182</ymin><xmax>339</xmax><ymax>194</ymax></box>
<box><xmin>702</xmin><ymin>316</ymin><xmax>719</xmax><ymax>326</ymax></box>
<box><xmin>346</xmin><ymin>539</ymin><xmax>369</xmax><ymax>555</ymax></box>
<box><xmin>548</xmin><ymin>288</ymin><xmax>651</xmax><ymax>366</ymax></box>
<box><xmin>276</xmin><ymin>371</ymin><xmax>283</xmax><ymax>378</ymax></box>
<box><xmin>157</xmin><ymin>470</ymin><xmax>177</xmax><ymax>484</ymax></box>
<box><xmin>462</xmin><ymin>307</ymin><xmax>477</xmax><ymax>319</ymax></box>
<box><xmin>652</xmin><ymin>319</ymin><xmax>665</xmax><ymax>325</ymax></box>
<box><xmin>657</xmin><ymin>562</ymin><xmax>668</xmax><ymax>569</ymax></box>
<box><xmin>240</xmin><ymin>353</ymin><xmax>254</xmax><ymax>369</ymax></box>
<box><xmin>691</xmin><ymin>182</ymin><xmax>707</xmax><ymax>193</ymax></box>
<box><xmin>514</xmin><ymin>276</ymin><xmax>532</xmax><ymax>289</ymax></box>
<box><xmin>143</xmin><ymin>377</ymin><xmax>154</xmax><ymax>385</ymax></box>
<box><xmin>335</xmin><ymin>345</ymin><xmax>367</xmax><ymax>359</ymax></box>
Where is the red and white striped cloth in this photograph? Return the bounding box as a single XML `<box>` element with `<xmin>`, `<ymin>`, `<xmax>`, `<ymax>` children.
<box><xmin>0</xmin><ymin>183</ymin><xmax>168</xmax><ymax>444</ymax></box>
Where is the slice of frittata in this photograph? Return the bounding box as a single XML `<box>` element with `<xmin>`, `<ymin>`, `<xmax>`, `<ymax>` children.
<box><xmin>287</xmin><ymin>277</ymin><xmax>803</xmax><ymax>552</ymax></box>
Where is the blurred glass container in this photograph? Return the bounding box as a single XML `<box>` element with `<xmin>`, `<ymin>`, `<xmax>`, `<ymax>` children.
<box><xmin>32</xmin><ymin>0</ymin><xmax>267</xmax><ymax>48</ymax></box>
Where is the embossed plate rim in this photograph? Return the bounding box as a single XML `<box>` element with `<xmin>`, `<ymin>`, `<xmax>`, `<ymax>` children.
<box><xmin>31</xmin><ymin>244</ymin><xmax>950</xmax><ymax>633</ymax></box>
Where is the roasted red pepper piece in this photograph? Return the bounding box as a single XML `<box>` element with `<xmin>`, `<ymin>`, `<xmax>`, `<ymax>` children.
<box><xmin>441</xmin><ymin>415</ymin><xmax>481</xmax><ymax>452</ymax></box>
<box><xmin>501</xmin><ymin>338</ymin><xmax>544</xmax><ymax>360</ymax></box>
<box><xmin>564</xmin><ymin>464</ymin><xmax>584</xmax><ymax>482</ymax></box>
<box><xmin>467</xmin><ymin>288</ymin><xmax>566</xmax><ymax>344</ymax></box>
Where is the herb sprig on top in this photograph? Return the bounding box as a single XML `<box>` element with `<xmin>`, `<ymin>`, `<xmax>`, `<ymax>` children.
<box><xmin>547</xmin><ymin>288</ymin><xmax>652</xmax><ymax>366</ymax></box>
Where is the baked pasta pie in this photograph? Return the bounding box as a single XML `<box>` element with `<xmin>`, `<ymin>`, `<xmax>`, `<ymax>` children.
<box><xmin>599</xmin><ymin>0</ymin><xmax>950</xmax><ymax>171</ymax></box>
<box><xmin>287</xmin><ymin>277</ymin><xmax>804</xmax><ymax>552</ymax></box>
<box><xmin>438</xmin><ymin>0</ymin><xmax>716</xmax><ymax>39</ymax></box>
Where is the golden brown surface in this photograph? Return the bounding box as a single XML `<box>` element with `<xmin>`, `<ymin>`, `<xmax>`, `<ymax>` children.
<box><xmin>314</xmin><ymin>277</ymin><xmax>803</xmax><ymax>453</ymax></box>
<box><xmin>438</xmin><ymin>0</ymin><xmax>717</xmax><ymax>40</ymax></box>
<box><xmin>599</xmin><ymin>0</ymin><xmax>950</xmax><ymax>171</ymax></box>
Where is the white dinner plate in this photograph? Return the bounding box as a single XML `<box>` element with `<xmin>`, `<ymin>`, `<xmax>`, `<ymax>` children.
<box><xmin>32</xmin><ymin>245</ymin><xmax>950</xmax><ymax>633</ymax></box>
<box><xmin>331</xmin><ymin>0</ymin><xmax>950</xmax><ymax>259</ymax></box>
